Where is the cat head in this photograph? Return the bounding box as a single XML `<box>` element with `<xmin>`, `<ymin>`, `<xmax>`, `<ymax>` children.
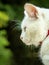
<box><xmin>20</xmin><ymin>3</ymin><xmax>47</xmax><ymax>47</ymax></box>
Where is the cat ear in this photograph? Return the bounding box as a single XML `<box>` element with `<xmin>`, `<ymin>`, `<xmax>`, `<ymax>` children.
<box><xmin>24</xmin><ymin>3</ymin><xmax>38</xmax><ymax>18</ymax></box>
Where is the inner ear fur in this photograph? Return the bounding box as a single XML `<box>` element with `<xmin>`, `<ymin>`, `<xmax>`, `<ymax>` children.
<box><xmin>24</xmin><ymin>3</ymin><xmax>38</xmax><ymax>18</ymax></box>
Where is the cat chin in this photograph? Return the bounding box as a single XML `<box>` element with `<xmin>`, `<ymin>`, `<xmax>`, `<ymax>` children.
<box><xmin>24</xmin><ymin>42</ymin><xmax>34</xmax><ymax>46</ymax></box>
<box><xmin>21</xmin><ymin>39</ymin><xmax>32</xmax><ymax>45</ymax></box>
<box><xmin>25</xmin><ymin>43</ymin><xmax>40</xmax><ymax>47</ymax></box>
<box><xmin>23</xmin><ymin>41</ymin><xmax>40</xmax><ymax>47</ymax></box>
<box><xmin>22</xmin><ymin>41</ymin><xmax>31</xmax><ymax>45</ymax></box>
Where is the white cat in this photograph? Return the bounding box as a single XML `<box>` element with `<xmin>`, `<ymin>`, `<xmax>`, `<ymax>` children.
<box><xmin>20</xmin><ymin>3</ymin><xmax>49</xmax><ymax>65</ymax></box>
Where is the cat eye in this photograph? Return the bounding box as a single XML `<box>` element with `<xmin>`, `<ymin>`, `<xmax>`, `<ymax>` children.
<box><xmin>24</xmin><ymin>27</ymin><xmax>26</xmax><ymax>31</ymax></box>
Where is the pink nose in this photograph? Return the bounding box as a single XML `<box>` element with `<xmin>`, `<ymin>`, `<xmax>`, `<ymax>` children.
<box><xmin>20</xmin><ymin>36</ymin><xmax>23</xmax><ymax>40</ymax></box>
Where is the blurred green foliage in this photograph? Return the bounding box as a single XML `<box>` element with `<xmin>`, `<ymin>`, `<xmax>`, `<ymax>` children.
<box><xmin>0</xmin><ymin>47</ymin><xmax>12</xmax><ymax>65</ymax></box>
<box><xmin>0</xmin><ymin>3</ymin><xmax>13</xmax><ymax>65</ymax></box>
<box><xmin>0</xmin><ymin>30</ymin><xmax>9</xmax><ymax>46</ymax></box>
<box><xmin>0</xmin><ymin>11</ymin><xmax>9</xmax><ymax>27</ymax></box>
<box><xmin>0</xmin><ymin>29</ymin><xmax>12</xmax><ymax>65</ymax></box>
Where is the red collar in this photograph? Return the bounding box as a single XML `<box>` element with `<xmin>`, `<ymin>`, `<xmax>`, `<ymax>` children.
<box><xmin>40</xmin><ymin>30</ymin><xmax>49</xmax><ymax>45</ymax></box>
<box><xmin>46</xmin><ymin>30</ymin><xmax>49</xmax><ymax>37</ymax></box>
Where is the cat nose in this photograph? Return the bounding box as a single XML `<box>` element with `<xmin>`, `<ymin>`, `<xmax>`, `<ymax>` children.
<box><xmin>20</xmin><ymin>36</ymin><xmax>23</xmax><ymax>40</ymax></box>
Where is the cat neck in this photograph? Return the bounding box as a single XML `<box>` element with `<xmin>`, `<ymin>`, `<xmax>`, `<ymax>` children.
<box><xmin>40</xmin><ymin>30</ymin><xmax>49</xmax><ymax>45</ymax></box>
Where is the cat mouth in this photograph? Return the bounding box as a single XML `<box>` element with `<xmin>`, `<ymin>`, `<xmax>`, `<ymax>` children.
<box><xmin>23</xmin><ymin>39</ymin><xmax>31</xmax><ymax>45</ymax></box>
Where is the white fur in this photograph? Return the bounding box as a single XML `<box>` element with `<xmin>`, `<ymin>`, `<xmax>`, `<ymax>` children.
<box><xmin>20</xmin><ymin>3</ymin><xmax>49</xmax><ymax>65</ymax></box>
<box><xmin>40</xmin><ymin>36</ymin><xmax>49</xmax><ymax>65</ymax></box>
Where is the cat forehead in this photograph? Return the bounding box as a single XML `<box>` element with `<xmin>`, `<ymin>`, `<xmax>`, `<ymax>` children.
<box><xmin>21</xmin><ymin>16</ymin><xmax>31</xmax><ymax>29</ymax></box>
<box><xmin>21</xmin><ymin>19</ymin><xmax>28</xmax><ymax>29</ymax></box>
<box><xmin>21</xmin><ymin>17</ymin><xmax>37</xmax><ymax>29</ymax></box>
